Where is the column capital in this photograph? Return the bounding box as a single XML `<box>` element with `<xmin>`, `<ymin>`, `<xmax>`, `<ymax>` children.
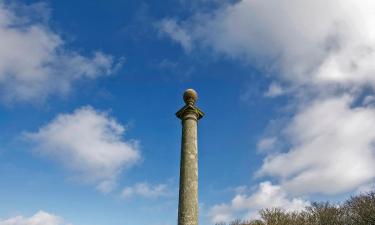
<box><xmin>176</xmin><ymin>104</ymin><xmax>204</xmax><ymax>121</ymax></box>
<box><xmin>176</xmin><ymin>89</ymin><xmax>204</xmax><ymax>121</ymax></box>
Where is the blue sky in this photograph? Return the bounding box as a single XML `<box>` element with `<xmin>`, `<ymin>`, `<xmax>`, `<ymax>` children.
<box><xmin>1</xmin><ymin>0</ymin><xmax>375</xmax><ymax>225</ymax></box>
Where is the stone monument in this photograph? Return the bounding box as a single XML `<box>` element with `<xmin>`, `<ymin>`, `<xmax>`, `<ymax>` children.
<box><xmin>176</xmin><ymin>89</ymin><xmax>204</xmax><ymax>225</ymax></box>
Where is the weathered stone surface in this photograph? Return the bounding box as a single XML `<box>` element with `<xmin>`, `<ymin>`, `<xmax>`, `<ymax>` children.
<box><xmin>176</xmin><ymin>89</ymin><xmax>204</xmax><ymax>225</ymax></box>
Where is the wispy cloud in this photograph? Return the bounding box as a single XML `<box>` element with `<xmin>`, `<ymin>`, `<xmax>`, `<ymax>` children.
<box><xmin>121</xmin><ymin>182</ymin><xmax>173</xmax><ymax>199</ymax></box>
<box><xmin>0</xmin><ymin>211</ymin><xmax>70</xmax><ymax>225</ymax></box>
<box><xmin>158</xmin><ymin>19</ymin><xmax>192</xmax><ymax>52</ymax></box>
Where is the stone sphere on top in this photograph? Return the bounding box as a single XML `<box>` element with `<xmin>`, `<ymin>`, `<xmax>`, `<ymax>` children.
<box><xmin>183</xmin><ymin>89</ymin><xmax>198</xmax><ymax>105</ymax></box>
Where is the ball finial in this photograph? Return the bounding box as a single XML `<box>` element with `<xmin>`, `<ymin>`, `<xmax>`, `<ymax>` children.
<box><xmin>183</xmin><ymin>89</ymin><xmax>198</xmax><ymax>105</ymax></box>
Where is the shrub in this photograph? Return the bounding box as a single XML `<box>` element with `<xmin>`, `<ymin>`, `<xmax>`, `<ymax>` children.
<box><xmin>215</xmin><ymin>191</ymin><xmax>375</xmax><ymax>225</ymax></box>
<box><xmin>344</xmin><ymin>192</ymin><xmax>375</xmax><ymax>225</ymax></box>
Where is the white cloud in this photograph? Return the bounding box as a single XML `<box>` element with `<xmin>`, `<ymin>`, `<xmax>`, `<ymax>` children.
<box><xmin>0</xmin><ymin>211</ymin><xmax>69</xmax><ymax>225</ymax></box>
<box><xmin>208</xmin><ymin>204</ymin><xmax>233</xmax><ymax>224</ymax></box>
<box><xmin>158</xmin><ymin>19</ymin><xmax>192</xmax><ymax>52</ymax></box>
<box><xmin>162</xmin><ymin>0</ymin><xmax>375</xmax><ymax>90</ymax></box>
<box><xmin>25</xmin><ymin>106</ymin><xmax>140</xmax><ymax>193</ymax></box>
<box><xmin>265</xmin><ymin>83</ymin><xmax>285</xmax><ymax>97</ymax></box>
<box><xmin>355</xmin><ymin>182</ymin><xmax>375</xmax><ymax>195</ymax></box>
<box><xmin>257</xmin><ymin>137</ymin><xmax>278</xmax><ymax>153</ymax></box>
<box><xmin>259</xmin><ymin>96</ymin><xmax>375</xmax><ymax>195</ymax></box>
<box><xmin>121</xmin><ymin>182</ymin><xmax>171</xmax><ymax>199</ymax></box>
<box><xmin>363</xmin><ymin>95</ymin><xmax>375</xmax><ymax>106</ymax></box>
<box><xmin>208</xmin><ymin>181</ymin><xmax>309</xmax><ymax>224</ymax></box>
<box><xmin>0</xmin><ymin>2</ymin><xmax>121</xmax><ymax>104</ymax></box>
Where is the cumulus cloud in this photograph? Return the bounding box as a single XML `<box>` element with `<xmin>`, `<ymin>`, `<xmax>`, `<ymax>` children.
<box><xmin>25</xmin><ymin>106</ymin><xmax>140</xmax><ymax>193</ymax></box>
<box><xmin>0</xmin><ymin>211</ymin><xmax>69</xmax><ymax>225</ymax></box>
<box><xmin>258</xmin><ymin>96</ymin><xmax>375</xmax><ymax>195</ymax></box>
<box><xmin>0</xmin><ymin>2</ymin><xmax>121</xmax><ymax>104</ymax></box>
<box><xmin>121</xmin><ymin>182</ymin><xmax>171</xmax><ymax>199</ymax></box>
<box><xmin>208</xmin><ymin>181</ymin><xmax>309</xmax><ymax>224</ymax></box>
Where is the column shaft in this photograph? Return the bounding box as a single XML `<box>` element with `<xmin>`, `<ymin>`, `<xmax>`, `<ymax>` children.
<box><xmin>178</xmin><ymin>116</ymin><xmax>198</xmax><ymax>225</ymax></box>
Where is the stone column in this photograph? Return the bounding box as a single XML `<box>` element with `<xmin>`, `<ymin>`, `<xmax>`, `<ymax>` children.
<box><xmin>176</xmin><ymin>89</ymin><xmax>204</xmax><ymax>225</ymax></box>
